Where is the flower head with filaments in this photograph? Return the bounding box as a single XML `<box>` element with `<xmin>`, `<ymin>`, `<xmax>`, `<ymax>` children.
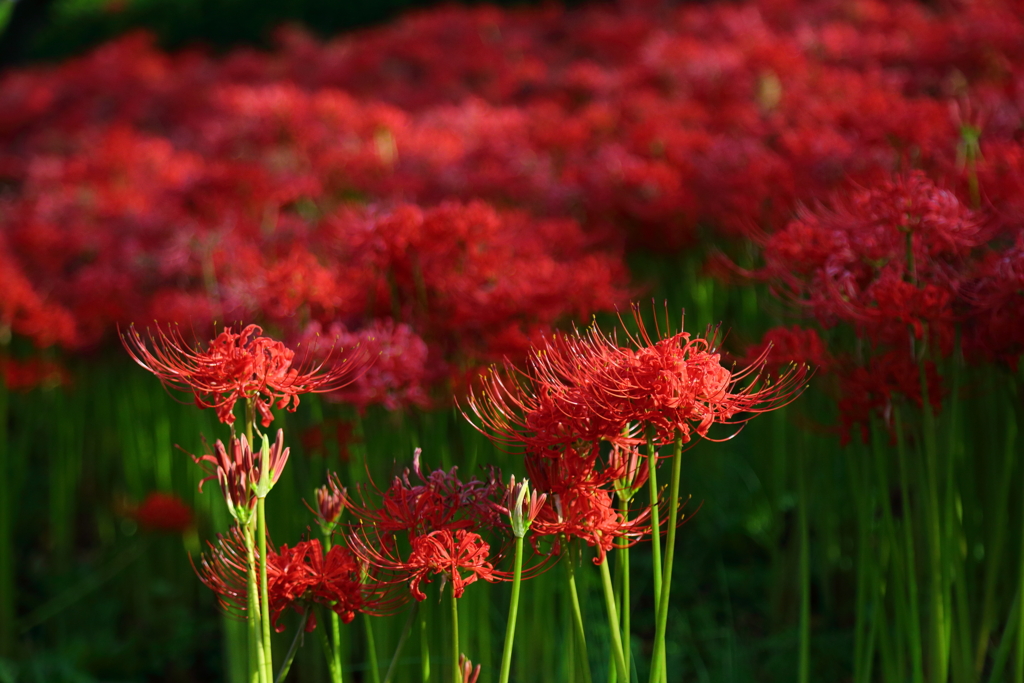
<box><xmin>466</xmin><ymin>304</ymin><xmax>808</xmax><ymax>451</ymax></box>
<box><xmin>123</xmin><ymin>323</ymin><xmax>366</xmax><ymax>427</ymax></box>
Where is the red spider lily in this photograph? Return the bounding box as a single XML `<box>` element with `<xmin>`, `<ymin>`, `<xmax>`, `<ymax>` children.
<box><xmin>192</xmin><ymin>430</ymin><xmax>290</xmax><ymax>522</ymax></box>
<box><xmin>347</xmin><ymin>449</ymin><xmax>503</xmax><ymax>536</ymax></box>
<box><xmin>122</xmin><ymin>323</ymin><xmax>365</xmax><ymax>427</ymax></box>
<box><xmin>467</xmin><ymin>306</ymin><xmax>807</xmax><ymax>451</ymax></box>
<box><xmin>195</xmin><ymin>529</ymin><xmax>396</xmax><ymax>632</ymax></box>
<box><xmin>193</xmin><ymin>526</ymin><xmax>251</xmax><ymax>618</ymax></box>
<box><xmin>131</xmin><ymin>492</ymin><xmax>194</xmax><ymax>534</ymax></box>
<box><xmin>353</xmin><ymin>528</ymin><xmax>500</xmax><ymax>601</ymax></box>
<box><xmin>530</xmin><ymin>485</ymin><xmax>654</xmax><ymax>565</ymax></box>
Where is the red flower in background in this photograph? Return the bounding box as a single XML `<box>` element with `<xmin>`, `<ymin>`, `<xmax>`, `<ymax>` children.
<box><xmin>132</xmin><ymin>492</ymin><xmax>194</xmax><ymax>534</ymax></box>
<box><xmin>123</xmin><ymin>324</ymin><xmax>365</xmax><ymax>427</ymax></box>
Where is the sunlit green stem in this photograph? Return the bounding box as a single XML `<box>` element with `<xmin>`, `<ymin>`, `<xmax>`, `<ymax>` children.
<box><xmin>646</xmin><ymin>428</ymin><xmax>663</xmax><ymax>602</ymax></box>
<box><xmin>321</xmin><ymin>535</ymin><xmax>344</xmax><ymax>682</ymax></box>
<box><xmin>499</xmin><ymin>535</ymin><xmax>525</xmax><ymax>683</ymax></box>
<box><xmin>598</xmin><ymin>553</ymin><xmax>629</xmax><ymax>683</ymax></box>
<box><xmin>318</xmin><ymin>606</ymin><xmax>344</xmax><ymax>683</ymax></box>
<box><xmin>244</xmin><ymin>522</ymin><xmax>267</xmax><ymax>683</ymax></box>
<box><xmin>257</xmin><ymin>498</ymin><xmax>274</xmax><ymax>683</ymax></box>
<box><xmin>649</xmin><ymin>433</ymin><xmax>683</xmax><ymax>683</ymax></box>
<box><xmin>618</xmin><ymin>496</ymin><xmax>632</xmax><ymax>682</ymax></box>
<box><xmin>420</xmin><ymin>607</ymin><xmax>431</xmax><ymax>683</ymax></box>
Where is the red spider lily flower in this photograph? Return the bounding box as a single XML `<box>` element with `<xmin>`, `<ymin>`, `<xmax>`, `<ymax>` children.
<box><xmin>356</xmin><ymin>528</ymin><xmax>500</xmax><ymax>601</ymax></box>
<box><xmin>194</xmin><ymin>527</ymin><xmax>251</xmax><ymax>618</ymax></box>
<box><xmin>347</xmin><ymin>449</ymin><xmax>503</xmax><ymax>536</ymax></box>
<box><xmin>530</xmin><ymin>486</ymin><xmax>654</xmax><ymax>565</ymax></box>
<box><xmin>192</xmin><ymin>430</ymin><xmax>290</xmax><ymax>522</ymax></box>
<box><xmin>131</xmin><ymin>492</ymin><xmax>194</xmax><ymax>534</ymax></box>
<box><xmin>467</xmin><ymin>305</ymin><xmax>807</xmax><ymax>451</ymax></box>
<box><xmin>196</xmin><ymin>530</ymin><xmax>395</xmax><ymax>632</ymax></box>
<box><xmin>123</xmin><ymin>323</ymin><xmax>365</xmax><ymax>427</ymax></box>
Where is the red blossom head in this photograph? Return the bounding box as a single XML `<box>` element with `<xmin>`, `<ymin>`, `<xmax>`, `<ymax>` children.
<box><xmin>123</xmin><ymin>323</ymin><xmax>366</xmax><ymax>427</ymax></box>
<box><xmin>131</xmin><ymin>492</ymin><xmax>194</xmax><ymax>534</ymax></box>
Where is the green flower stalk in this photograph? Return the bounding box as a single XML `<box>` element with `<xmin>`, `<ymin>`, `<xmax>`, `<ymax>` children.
<box><xmin>499</xmin><ymin>476</ymin><xmax>546</xmax><ymax>683</ymax></box>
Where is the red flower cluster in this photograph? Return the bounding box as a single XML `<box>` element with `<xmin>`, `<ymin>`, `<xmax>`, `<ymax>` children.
<box><xmin>342</xmin><ymin>451</ymin><xmax>514</xmax><ymax>600</ymax></box>
<box><xmin>468</xmin><ymin>308</ymin><xmax>805</xmax><ymax>561</ymax></box>
<box><xmin>124</xmin><ymin>324</ymin><xmax>364</xmax><ymax>427</ymax></box>
<box><xmin>195</xmin><ymin>529</ymin><xmax>392</xmax><ymax>631</ymax></box>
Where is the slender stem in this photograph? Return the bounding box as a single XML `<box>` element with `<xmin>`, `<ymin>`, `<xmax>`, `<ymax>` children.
<box><xmin>598</xmin><ymin>554</ymin><xmax>629</xmax><ymax>683</ymax></box>
<box><xmin>318</xmin><ymin>607</ymin><xmax>344</xmax><ymax>683</ymax></box>
<box><xmin>322</xmin><ymin>535</ymin><xmax>344</xmax><ymax>680</ymax></box>
<box><xmin>420</xmin><ymin>606</ymin><xmax>431</xmax><ymax>683</ymax></box>
<box><xmin>918</xmin><ymin>363</ymin><xmax>949</xmax><ymax>683</ymax></box>
<box><xmin>384</xmin><ymin>604</ymin><xmax>420</xmax><ymax>683</ymax></box>
<box><xmin>564</xmin><ymin>545</ymin><xmax>594</xmax><ymax>683</ymax></box>
<box><xmin>245</xmin><ymin>523</ymin><xmax>267</xmax><ymax>683</ymax></box>
<box><xmin>499</xmin><ymin>535</ymin><xmax>526</xmax><ymax>683</ymax></box>
<box><xmin>275</xmin><ymin>604</ymin><xmax>311</xmax><ymax>683</ymax></box>
<box><xmin>646</xmin><ymin>428</ymin><xmax>663</xmax><ymax>602</ymax></box>
<box><xmin>450</xmin><ymin>586</ymin><xmax>460</xmax><ymax>683</ymax></box>
<box><xmin>364</xmin><ymin>613</ymin><xmax>382</xmax><ymax>683</ymax></box>
<box><xmin>258</xmin><ymin>498</ymin><xmax>274</xmax><ymax>683</ymax></box>
<box><xmin>649</xmin><ymin>433</ymin><xmax>683</xmax><ymax>683</ymax></box>
<box><xmin>894</xmin><ymin>407</ymin><xmax>925</xmax><ymax>683</ymax></box>
<box><xmin>796</xmin><ymin>441</ymin><xmax>810</xmax><ymax>683</ymax></box>
<box><xmin>618</xmin><ymin>496</ymin><xmax>632</xmax><ymax>683</ymax></box>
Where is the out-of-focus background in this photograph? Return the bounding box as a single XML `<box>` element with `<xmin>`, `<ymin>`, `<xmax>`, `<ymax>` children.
<box><xmin>2</xmin><ymin>0</ymin><xmax>1023</xmax><ymax>681</ymax></box>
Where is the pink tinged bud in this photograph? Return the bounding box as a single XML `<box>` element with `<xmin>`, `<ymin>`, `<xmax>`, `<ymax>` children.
<box><xmin>505</xmin><ymin>475</ymin><xmax>547</xmax><ymax>538</ymax></box>
<box><xmin>314</xmin><ymin>471</ymin><xmax>348</xmax><ymax>535</ymax></box>
<box><xmin>193</xmin><ymin>435</ymin><xmax>257</xmax><ymax>525</ymax></box>
<box><xmin>254</xmin><ymin>429</ymin><xmax>291</xmax><ymax>499</ymax></box>
<box><xmin>458</xmin><ymin>654</ymin><xmax>481</xmax><ymax>683</ymax></box>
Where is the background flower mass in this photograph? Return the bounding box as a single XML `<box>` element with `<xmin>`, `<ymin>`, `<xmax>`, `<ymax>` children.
<box><xmin>1</xmin><ymin>0</ymin><xmax>1023</xmax><ymax>681</ymax></box>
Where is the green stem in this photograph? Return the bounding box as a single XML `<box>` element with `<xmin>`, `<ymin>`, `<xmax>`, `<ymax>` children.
<box><xmin>318</xmin><ymin>607</ymin><xmax>344</xmax><ymax>683</ymax></box>
<box><xmin>649</xmin><ymin>434</ymin><xmax>683</xmax><ymax>683</ymax></box>
<box><xmin>564</xmin><ymin>545</ymin><xmax>594</xmax><ymax>683</ymax></box>
<box><xmin>598</xmin><ymin>554</ymin><xmax>629</xmax><ymax>683</ymax></box>
<box><xmin>420</xmin><ymin>606</ymin><xmax>431</xmax><ymax>683</ymax></box>
<box><xmin>646</xmin><ymin>428</ymin><xmax>663</xmax><ymax>603</ymax></box>
<box><xmin>364</xmin><ymin>613</ymin><xmax>381</xmax><ymax>683</ymax></box>
<box><xmin>274</xmin><ymin>604</ymin><xmax>311</xmax><ymax>683</ymax></box>
<box><xmin>499</xmin><ymin>535</ymin><xmax>526</xmax><ymax>683</ymax></box>
<box><xmin>894</xmin><ymin>407</ymin><xmax>925</xmax><ymax>683</ymax></box>
<box><xmin>796</xmin><ymin>442</ymin><xmax>810</xmax><ymax>683</ymax></box>
<box><xmin>245</xmin><ymin>522</ymin><xmax>267</xmax><ymax>683</ymax></box>
<box><xmin>451</xmin><ymin>586</ymin><xmax>460</xmax><ymax>683</ymax></box>
<box><xmin>258</xmin><ymin>498</ymin><xmax>274</xmax><ymax>683</ymax></box>
<box><xmin>383</xmin><ymin>604</ymin><xmax>420</xmax><ymax>683</ymax></box>
<box><xmin>918</xmin><ymin>364</ymin><xmax>949</xmax><ymax>683</ymax></box>
<box><xmin>618</xmin><ymin>496</ymin><xmax>632</xmax><ymax>683</ymax></box>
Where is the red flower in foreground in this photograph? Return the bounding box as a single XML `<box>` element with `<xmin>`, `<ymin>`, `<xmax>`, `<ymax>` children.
<box><xmin>123</xmin><ymin>323</ymin><xmax>365</xmax><ymax>427</ymax></box>
<box><xmin>132</xmin><ymin>492</ymin><xmax>194</xmax><ymax>534</ymax></box>
<box><xmin>468</xmin><ymin>305</ymin><xmax>807</xmax><ymax>451</ymax></box>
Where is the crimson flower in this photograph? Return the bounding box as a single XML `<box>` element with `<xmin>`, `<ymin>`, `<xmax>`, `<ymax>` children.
<box><xmin>192</xmin><ymin>430</ymin><xmax>290</xmax><ymax>522</ymax></box>
<box><xmin>131</xmin><ymin>492</ymin><xmax>194</xmax><ymax>534</ymax></box>
<box><xmin>123</xmin><ymin>323</ymin><xmax>365</xmax><ymax>427</ymax></box>
<box><xmin>352</xmin><ymin>528</ymin><xmax>500</xmax><ymax>601</ymax></box>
